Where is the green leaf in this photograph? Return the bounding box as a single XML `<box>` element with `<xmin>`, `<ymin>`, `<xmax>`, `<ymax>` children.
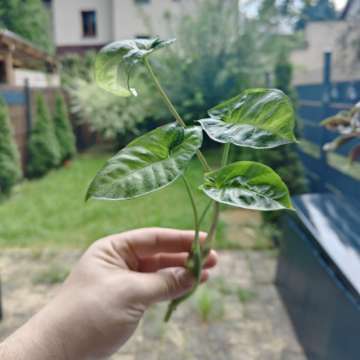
<box><xmin>199</xmin><ymin>88</ymin><xmax>297</xmax><ymax>149</ymax></box>
<box><xmin>200</xmin><ymin>161</ymin><xmax>293</xmax><ymax>211</ymax></box>
<box><xmin>95</xmin><ymin>38</ymin><xmax>175</xmax><ymax>96</ymax></box>
<box><xmin>86</xmin><ymin>123</ymin><xmax>202</xmax><ymax>201</ymax></box>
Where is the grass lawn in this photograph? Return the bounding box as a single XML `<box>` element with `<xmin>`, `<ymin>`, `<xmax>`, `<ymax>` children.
<box><xmin>0</xmin><ymin>150</ymin><xmax>226</xmax><ymax>248</ymax></box>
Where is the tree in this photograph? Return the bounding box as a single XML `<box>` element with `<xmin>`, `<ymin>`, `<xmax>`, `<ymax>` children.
<box><xmin>0</xmin><ymin>0</ymin><xmax>53</xmax><ymax>52</ymax></box>
<box><xmin>261</xmin><ymin>54</ymin><xmax>307</xmax><ymax>196</ymax></box>
<box><xmin>156</xmin><ymin>0</ymin><xmax>269</xmax><ymax>123</ymax></box>
<box><xmin>53</xmin><ymin>93</ymin><xmax>76</xmax><ymax>162</ymax></box>
<box><xmin>27</xmin><ymin>95</ymin><xmax>61</xmax><ymax>177</ymax></box>
<box><xmin>60</xmin><ymin>51</ymin><xmax>96</xmax><ymax>86</ymax></box>
<box><xmin>0</xmin><ymin>97</ymin><xmax>21</xmax><ymax>195</ymax></box>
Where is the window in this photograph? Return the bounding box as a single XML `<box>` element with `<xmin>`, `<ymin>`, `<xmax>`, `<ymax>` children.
<box><xmin>81</xmin><ymin>10</ymin><xmax>97</xmax><ymax>37</ymax></box>
<box><xmin>0</xmin><ymin>61</ymin><xmax>5</xmax><ymax>84</ymax></box>
<box><xmin>134</xmin><ymin>0</ymin><xmax>150</xmax><ymax>4</ymax></box>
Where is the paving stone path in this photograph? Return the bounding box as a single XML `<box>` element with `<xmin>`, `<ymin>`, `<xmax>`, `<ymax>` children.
<box><xmin>0</xmin><ymin>249</ymin><xmax>306</xmax><ymax>359</ymax></box>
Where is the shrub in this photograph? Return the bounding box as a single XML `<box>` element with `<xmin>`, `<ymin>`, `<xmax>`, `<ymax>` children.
<box><xmin>53</xmin><ymin>93</ymin><xmax>76</xmax><ymax>162</ymax></box>
<box><xmin>62</xmin><ymin>51</ymin><xmax>165</xmax><ymax>147</ymax></box>
<box><xmin>27</xmin><ymin>95</ymin><xmax>61</xmax><ymax>177</ymax></box>
<box><xmin>68</xmin><ymin>76</ymin><xmax>165</xmax><ymax>145</ymax></box>
<box><xmin>60</xmin><ymin>51</ymin><xmax>95</xmax><ymax>85</ymax></box>
<box><xmin>0</xmin><ymin>97</ymin><xmax>22</xmax><ymax>195</ymax></box>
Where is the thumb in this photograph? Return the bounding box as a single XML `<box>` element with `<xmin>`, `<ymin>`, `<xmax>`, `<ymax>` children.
<box><xmin>140</xmin><ymin>268</ymin><xmax>195</xmax><ymax>304</ymax></box>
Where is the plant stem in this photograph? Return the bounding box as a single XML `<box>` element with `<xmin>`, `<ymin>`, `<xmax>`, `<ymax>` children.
<box><xmin>164</xmin><ymin>176</ymin><xmax>202</xmax><ymax>322</ymax></box>
<box><xmin>198</xmin><ymin>200</ymin><xmax>213</xmax><ymax>227</ymax></box>
<box><xmin>143</xmin><ymin>57</ymin><xmax>211</xmax><ymax>172</ymax></box>
<box><xmin>202</xmin><ymin>202</ymin><xmax>220</xmax><ymax>256</ymax></box>
<box><xmin>203</xmin><ymin>143</ymin><xmax>231</xmax><ymax>254</ymax></box>
<box><xmin>221</xmin><ymin>143</ymin><xmax>231</xmax><ymax>166</ymax></box>
<box><xmin>181</xmin><ymin>176</ymin><xmax>200</xmax><ymax>252</ymax></box>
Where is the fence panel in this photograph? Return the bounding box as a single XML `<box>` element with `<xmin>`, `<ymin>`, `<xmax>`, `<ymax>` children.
<box><xmin>296</xmin><ymin>79</ymin><xmax>360</xmax><ymax>203</ymax></box>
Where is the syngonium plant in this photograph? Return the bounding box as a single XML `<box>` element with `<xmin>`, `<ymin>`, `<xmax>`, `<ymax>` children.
<box><xmin>86</xmin><ymin>38</ymin><xmax>297</xmax><ymax>321</ymax></box>
<box><xmin>321</xmin><ymin>102</ymin><xmax>360</xmax><ymax>163</ymax></box>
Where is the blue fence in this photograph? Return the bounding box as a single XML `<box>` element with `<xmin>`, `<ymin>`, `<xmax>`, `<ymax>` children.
<box><xmin>296</xmin><ymin>78</ymin><xmax>360</xmax><ymax>203</ymax></box>
<box><xmin>0</xmin><ymin>87</ymin><xmax>26</xmax><ymax>106</ymax></box>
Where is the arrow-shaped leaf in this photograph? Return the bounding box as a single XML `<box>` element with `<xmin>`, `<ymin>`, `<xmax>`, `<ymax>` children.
<box><xmin>86</xmin><ymin>123</ymin><xmax>202</xmax><ymax>201</ymax></box>
<box><xmin>95</xmin><ymin>38</ymin><xmax>175</xmax><ymax>96</ymax></box>
<box><xmin>199</xmin><ymin>88</ymin><xmax>296</xmax><ymax>149</ymax></box>
<box><xmin>200</xmin><ymin>161</ymin><xmax>293</xmax><ymax>211</ymax></box>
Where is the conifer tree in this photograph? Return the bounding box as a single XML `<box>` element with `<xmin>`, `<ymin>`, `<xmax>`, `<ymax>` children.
<box><xmin>53</xmin><ymin>93</ymin><xmax>76</xmax><ymax>162</ymax></box>
<box><xmin>27</xmin><ymin>95</ymin><xmax>60</xmax><ymax>177</ymax></box>
<box><xmin>0</xmin><ymin>97</ymin><xmax>21</xmax><ymax>195</ymax></box>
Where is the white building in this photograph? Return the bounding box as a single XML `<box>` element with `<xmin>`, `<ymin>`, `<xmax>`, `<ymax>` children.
<box><xmin>290</xmin><ymin>0</ymin><xmax>360</xmax><ymax>85</ymax></box>
<box><xmin>48</xmin><ymin>0</ymin><xmax>195</xmax><ymax>54</ymax></box>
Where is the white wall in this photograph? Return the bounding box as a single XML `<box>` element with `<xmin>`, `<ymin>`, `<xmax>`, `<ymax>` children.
<box><xmin>52</xmin><ymin>0</ymin><xmax>113</xmax><ymax>46</ymax></box>
<box><xmin>290</xmin><ymin>21</ymin><xmax>360</xmax><ymax>85</ymax></box>
<box><xmin>51</xmin><ymin>0</ymin><xmax>195</xmax><ymax>49</ymax></box>
<box><xmin>112</xmin><ymin>0</ymin><xmax>195</xmax><ymax>40</ymax></box>
<box><xmin>14</xmin><ymin>69</ymin><xmax>60</xmax><ymax>88</ymax></box>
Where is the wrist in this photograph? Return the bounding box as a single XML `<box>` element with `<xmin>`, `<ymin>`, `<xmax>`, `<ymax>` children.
<box><xmin>0</xmin><ymin>301</ymin><xmax>67</xmax><ymax>360</ymax></box>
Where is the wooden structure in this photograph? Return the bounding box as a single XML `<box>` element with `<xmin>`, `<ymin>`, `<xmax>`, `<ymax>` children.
<box><xmin>0</xmin><ymin>29</ymin><xmax>57</xmax><ymax>85</ymax></box>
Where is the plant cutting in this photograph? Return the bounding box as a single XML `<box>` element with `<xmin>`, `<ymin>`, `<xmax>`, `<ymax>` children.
<box><xmin>86</xmin><ymin>38</ymin><xmax>296</xmax><ymax>322</ymax></box>
<box><xmin>321</xmin><ymin>102</ymin><xmax>360</xmax><ymax>163</ymax></box>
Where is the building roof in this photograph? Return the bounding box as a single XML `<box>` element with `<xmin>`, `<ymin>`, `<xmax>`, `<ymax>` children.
<box><xmin>0</xmin><ymin>29</ymin><xmax>56</xmax><ymax>69</ymax></box>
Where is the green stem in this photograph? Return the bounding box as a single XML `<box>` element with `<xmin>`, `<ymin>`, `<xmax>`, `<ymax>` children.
<box><xmin>164</xmin><ymin>176</ymin><xmax>202</xmax><ymax>322</ymax></box>
<box><xmin>144</xmin><ymin>57</ymin><xmax>186</xmax><ymax>127</ymax></box>
<box><xmin>198</xmin><ymin>200</ymin><xmax>213</xmax><ymax>227</ymax></box>
<box><xmin>203</xmin><ymin>143</ymin><xmax>231</xmax><ymax>255</ymax></box>
<box><xmin>143</xmin><ymin>57</ymin><xmax>211</xmax><ymax>172</ymax></box>
<box><xmin>221</xmin><ymin>143</ymin><xmax>231</xmax><ymax>166</ymax></box>
<box><xmin>202</xmin><ymin>202</ymin><xmax>220</xmax><ymax>256</ymax></box>
<box><xmin>181</xmin><ymin>176</ymin><xmax>200</xmax><ymax>251</ymax></box>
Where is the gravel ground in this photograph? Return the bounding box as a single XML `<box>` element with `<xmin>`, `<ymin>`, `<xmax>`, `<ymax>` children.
<box><xmin>0</xmin><ymin>248</ymin><xmax>305</xmax><ymax>360</ymax></box>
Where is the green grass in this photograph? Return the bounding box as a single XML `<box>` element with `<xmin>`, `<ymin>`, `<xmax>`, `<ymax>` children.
<box><xmin>214</xmin><ymin>278</ymin><xmax>257</xmax><ymax>304</ymax></box>
<box><xmin>192</xmin><ymin>285</ymin><xmax>225</xmax><ymax>322</ymax></box>
<box><xmin>0</xmin><ymin>151</ymin><xmax>224</xmax><ymax>248</ymax></box>
<box><xmin>237</xmin><ymin>288</ymin><xmax>256</xmax><ymax>303</ymax></box>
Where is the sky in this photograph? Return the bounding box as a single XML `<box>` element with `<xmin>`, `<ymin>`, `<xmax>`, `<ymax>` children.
<box><xmin>241</xmin><ymin>0</ymin><xmax>349</xmax><ymax>17</ymax></box>
<box><xmin>334</xmin><ymin>0</ymin><xmax>348</xmax><ymax>10</ymax></box>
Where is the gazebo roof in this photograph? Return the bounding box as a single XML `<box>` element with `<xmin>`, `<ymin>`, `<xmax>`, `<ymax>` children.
<box><xmin>0</xmin><ymin>29</ymin><xmax>56</xmax><ymax>70</ymax></box>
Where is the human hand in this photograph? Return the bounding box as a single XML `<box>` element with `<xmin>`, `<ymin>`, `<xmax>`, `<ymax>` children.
<box><xmin>0</xmin><ymin>228</ymin><xmax>217</xmax><ymax>360</ymax></box>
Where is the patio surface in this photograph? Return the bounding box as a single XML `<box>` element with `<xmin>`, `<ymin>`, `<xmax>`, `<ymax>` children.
<box><xmin>0</xmin><ymin>248</ymin><xmax>306</xmax><ymax>360</ymax></box>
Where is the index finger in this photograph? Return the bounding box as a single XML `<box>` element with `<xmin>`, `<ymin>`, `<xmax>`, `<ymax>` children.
<box><xmin>113</xmin><ymin>227</ymin><xmax>208</xmax><ymax>257</ymax></box>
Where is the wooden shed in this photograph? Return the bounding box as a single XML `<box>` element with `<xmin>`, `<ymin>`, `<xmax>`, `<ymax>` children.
<box><xmin>0</xmin><ymin>29</ymin><xmax>58</xmax><ymax>87</ymax></box>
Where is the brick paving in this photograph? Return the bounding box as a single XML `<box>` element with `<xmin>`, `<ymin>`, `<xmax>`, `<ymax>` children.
<box><xmin>0</xmin><ymin>249</ymin><xmax>306</xmax><ymax>360</ymax></box>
